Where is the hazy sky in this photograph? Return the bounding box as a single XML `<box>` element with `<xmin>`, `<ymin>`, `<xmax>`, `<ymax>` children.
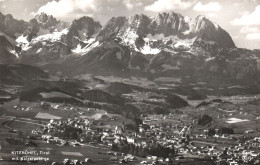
<box><xmin>0</xmin><ymin>0</ymin><xmax>259</xmax><ymax>49</ymax></box>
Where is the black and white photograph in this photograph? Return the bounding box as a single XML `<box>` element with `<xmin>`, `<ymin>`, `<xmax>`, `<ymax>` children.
<box><xmin>0</xmin><ymin>0</ymin><xmax>260</xmax><ymax>164</ymax></box>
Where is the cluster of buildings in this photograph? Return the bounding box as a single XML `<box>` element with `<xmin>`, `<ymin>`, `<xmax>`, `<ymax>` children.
<box><xmin>12</xmin><ymin>105</ymin><xmax>32</xmax><ymax>111</ymax></box>
<box><xmin>28</xmin><ymin>111</ymin><xmax>260</xmax><ymax>165</ymax></box>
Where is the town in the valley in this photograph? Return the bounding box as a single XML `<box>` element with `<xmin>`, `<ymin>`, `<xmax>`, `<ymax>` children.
<box><xmin>0</xmin><ymin>93</ymin><xmax>260</xmax><ymax>165</ymax></box>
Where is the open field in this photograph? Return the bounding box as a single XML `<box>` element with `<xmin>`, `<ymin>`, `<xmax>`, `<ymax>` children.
<box><xmin>35</xmin><ymin>112</ymin><xmax>61</xmax><ymax>120</ymax></box>
<box><xmin>8</xmin><ymin>120</ymin><xmax>41</xmax><ymax>132</ymax></box>
<box><xmin>95</xmin><ymin>76</ymin><xmax>157</xmax><ymax>87</ymax></box>
<box><xmin>61</xmin><ymin>151</ymin><xmax>83</xmax><ymax>156</ymax></box>
<box><xmin>0</xmin><ymin>100</ymin><xmax>76</xmax><ymax>120</ymax></box>
<box><xmin>40</xmin><ymin>92</ymin><xmax>72</xmax><ymax>98</ymax></box>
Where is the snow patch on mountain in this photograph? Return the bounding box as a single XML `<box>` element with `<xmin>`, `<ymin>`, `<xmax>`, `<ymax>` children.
<box><xmin>145</xmin><ymin>33</ymin><xmax>195</xmax><ymax>47</ymax></box>
<box><xmin>22</xmin><ymin>44</ymin><xmax>32</xmax><ymax>51</ymax></box>
<box><xmin>72</xmin><ymin>38</ymin><xmax>97</xmax><ymax>55</ymax></box>
<box><xmin>77</xmin><ymin>29</ymin><xmax>100</xmax><ymax>42</ymax></box>
<box><xmin>36</xmin><ymin>48</ymin><xmax>42</xmax><ymax>53</ymax></box>
<box><xmin>72</xmin><ymin>41</ymin><xmax>100</xmax><ymax>55</ymax></box>
<box><xmin>140</xmin><ymin>44</ymin><xmax>161</xmax><ymax>55</ymax></box>
<box><xmin>213</xmin><ymin>22</ymin><xmax>219</xmax><ymax>30</ymax></box>
<box><xmin>9</xmin><ymin>50</ymin><xmax>19</xmax><ymax>58</ymax></box>
<box><xmin>31</xmin><ymin>28</ymin><xmax>68</xmax><ymax>44</ymax></box>
<box><xmin>142</xmin><ymin>33</ymin><xmax>196</xmax><ymax>54</ymax></box>
<box><xmin>146</xmin><ymin>34</ymin><xmax>163</xmax><ymax>41</ymax></box>
<box><xmin>72</xmin><ymin>44</ymin><xmax>83</xmax><ymax>54</ymax></box>
<box><xmin>83</xmin><ymin>38</ymin><xmax>95</xmax><ymax>44</ymax></box>
<box><xmin>174</xmin><ymin>37</ymin><xmax>196</xmax><ymax>48</ymax></box>
<box><xmin>164</xmin><ymin>48</ymin><xmax>178</xmax><ymax>54</ymax></box>
<box><xmin>120</xmin><ymin>27</ymin><xmax>139</xmax><ymax>45</ymax></box>
<box><xmin>17</xmin><ymin>29</ymin><xmax>68</xmax><ymax>51</ymax></box>
<box><xmin>146</xmin><ymin>33</ymin><xmax>179</xmax><ymax>41</ymax></box>
<box><xmin>16</xmin><ymin>35</ymin><xmax>29</xmax><ymax>44</ymax></box>
<box><xmin>205</xmin><ymin>57</ymin><xmax>215</xmax><ymax>62</ymax></box>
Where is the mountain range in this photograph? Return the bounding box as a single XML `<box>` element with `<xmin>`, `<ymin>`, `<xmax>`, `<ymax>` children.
<box><xmin>0</xmin><ymin>12</ymin><xmax>259</xmax><ymax>89</ymax></box>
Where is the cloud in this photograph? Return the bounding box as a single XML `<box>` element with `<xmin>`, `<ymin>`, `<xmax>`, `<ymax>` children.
<box><xmin>75</xmin><ymin>0</ymin><xmax>96</xmax><ymax>12</ymax></box>
<box><xmin>246</xmin><ymin>33</ymin><xmax>260</xmax><ymax>40</ymax></box>
<box><xmin>240</xmin><ymin>26</ymin><xmax>259</xmax><ymax>34</ymax></box>
<box><xmin>37</xmin><ymin>0</ymin><xmax>128</xmax><ymax>18</ymax></box>
<box><xmin>193</xmin><ymin>1</ymin><xmax>221</xmax><ymax>12</ymax></box>
<box><xmin>124</xmin><ymin>0</ymin><xmax>134</xmax><ymax>10</ymax></box>
<box><xmin>123</xmin><ymin>0</ymin><xmax>143</xmax><ymax>10</ymax></box>
<box><xmin>144</xmin><ymin>0</ymin><xmax>194</xmax><ymax>12</ymax></box>
<box><xmin>36</xmin><ymin>0</ymin><xmax>147</xmax><ymax>23</ymax></box>
<box><xmin>231</xmin><ymin>5</ymin><xmax>260</xmax><ymax>25</ymax></box>
<box><xmin>37</xmin><ymin>0</ymin><xmax>76</xmax><ymax>17</ymax></box>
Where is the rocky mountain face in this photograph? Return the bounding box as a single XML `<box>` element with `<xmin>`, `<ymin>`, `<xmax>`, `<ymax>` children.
<box><xmin>0</xmin><ymin>12</ymin><xmax>68</xmax><ymax>42</ymax></box>
<box><xmin>0</xmin><ymin>12</ymin><xmax>259</xmax><ymax>87</ymax></box>
<box><xmin>18</xmin><ymin>14</ymin><xmax>102</xmax><ymax>64</ymax></box>
<box><xmin>0</xmin><ymin>13</ymin><xmax>28</xmax><ymax>38</ymax></box>
<box><xmin>0</xmin><ymin>35</ymin><xmax>21</xmax><ymax>64</ymax></box>
<box><xmin>97</xmin><ymin>12</ymin><xmax>235</xmax><ymax>51</ymax></box>
<box><xmin>0</xmin><ymin>12</ymin><xmax>71</xmax><ymax>64</ymax></box>
<box><xmin>63</xmin><ymin>16</ymin><xmax>102</xmax><ymax>48</ymax></box>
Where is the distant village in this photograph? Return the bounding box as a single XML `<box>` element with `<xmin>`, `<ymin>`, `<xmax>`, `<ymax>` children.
<box><xmin>25</xmin><ymin>107</ymin><xmax>260</xmax><ymax>165</ymax></box>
